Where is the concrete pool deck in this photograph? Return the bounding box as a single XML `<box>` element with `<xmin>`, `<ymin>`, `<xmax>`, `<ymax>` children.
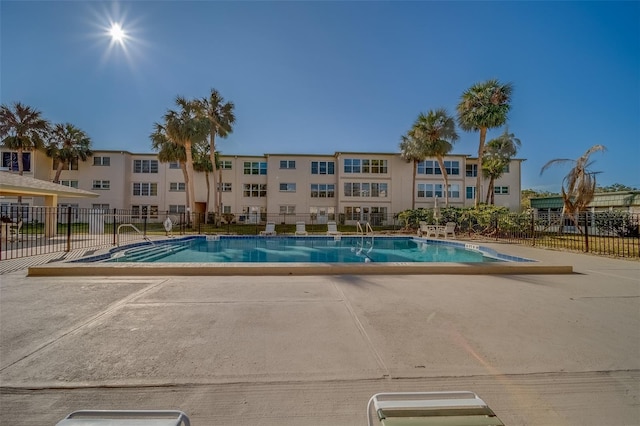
<box><xmin>1</xmin><ymin>243</ymin><xmax>638</xmax><ymax>425</ymax></box>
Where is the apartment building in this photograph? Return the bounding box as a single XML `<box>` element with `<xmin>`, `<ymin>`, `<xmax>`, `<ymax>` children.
<box><xmin>1</xmin><ymin>148</ymin><xmax>523</xmax><ymax>223</ymax></box>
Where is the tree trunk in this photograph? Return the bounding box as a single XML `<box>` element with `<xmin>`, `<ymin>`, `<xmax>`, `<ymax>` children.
<box><xmin>485</xmin><ymin>177</ymin><xmax>494</xmax><ymax>204</ymax></box>
<box><xmin>180</xmin><ymin>161</ymin><xmax>191</xmax><ymax>225</ymax></box>
<box><xmin>204</xmin><ymin>171</ymin><xmax>210</xmax><ymax>224</ymax></box>
<box><xmin>53</xmin><ymin>161</ymin><xmax>64</xmax><ymax>183</ymax></box>
<box><xmin>209</xmin><ymin>133</ymin><xmax>218</xmax><ymax>220</ymax></box>
<box><xmin>218</xmin><ymin>168</ymin><xmax>223</xmax><ymax>218</ymax></box>
<box><xmin>184</xmin><ymin>141</ymin><xmax>197</xmax><ymax>225</ymax></box>
<box><xmin>411</xmin><ymin>160</ymin><xmax>417</xmax><ymax>209</ymax></box>
<box><xmin>475</xmin><ymin>127</ymin><xmax>487</xmax><ymax>208</ymax></box>
<box><xmin>436</xmin><ymin>156</ymin><xmax>450</xmax><ymax>207</ymax></box>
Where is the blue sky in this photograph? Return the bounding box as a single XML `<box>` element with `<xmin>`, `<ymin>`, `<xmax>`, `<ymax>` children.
<box><xmin>1</xmin><ymin>1</ymin><xmax>639</xmax><ymax>192</ymax></box>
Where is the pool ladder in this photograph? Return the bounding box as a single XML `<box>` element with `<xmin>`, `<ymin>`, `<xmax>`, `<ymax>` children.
<box><xmin>356</xmin><ymin>221</ymin><xmax>374</xmax><ymax>258</ymax></box>
<box><xmin>116</xmin><ymin>223</ymin><xmax>155</xmax><ymax>247</ymax></box>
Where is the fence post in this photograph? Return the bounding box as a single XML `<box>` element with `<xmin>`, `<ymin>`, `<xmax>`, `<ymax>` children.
<box><xmin>112</xmin><ymin>208</ymin><xmax>117</xmax><ymax>245</ymax></box>
<box><xmin>66</xmin><ymin>205</ymin><xmax>72</xmax><ymax>252</ymax></box>
<box><xmin>143</xmin><ymin>215</ymin><xmax>147</xmax><ymax>237</ymax></box>
<box><xmin>583</xmin><ymin>211</ymin><xmax>590</xmax><ymax>253</ymax></box>
<box><xmin>531</xmin><ymin>212</ymin><xmax>536</xmax><ymax>246</ymax></box>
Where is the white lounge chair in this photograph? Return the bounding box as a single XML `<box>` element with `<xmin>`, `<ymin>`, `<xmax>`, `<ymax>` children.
<box><xmin>326</xmin><ymin>221</ymin><xmax>341</xmax><ymax>236</ymax></box>
<box><xmin>260</xmin><ymin>222</ymin><xmax>277</xmax><ymax>235</ymax></box>
<box><xmin>295</xmin><ymin>221</ymin><xmax>308</xmax><ymax>235</ymax></box>
<box><xmin>56</xmin><ymin>410</ymin><xmax>191</xmax><ymax>426</ymax></box>
<box><xmin>367</xmin><ymin>391</ymin><xmax>504</xmax><ymax>426</ymax></box>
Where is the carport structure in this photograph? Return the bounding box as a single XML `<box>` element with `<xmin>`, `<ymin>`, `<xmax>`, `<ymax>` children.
<box><xmin>0</xmin><ymin>172</ymin><xmax>98</xmax><ymax>237</ymax></box>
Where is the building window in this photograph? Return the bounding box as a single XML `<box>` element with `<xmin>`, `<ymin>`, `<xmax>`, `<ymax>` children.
<box><xmin>279</xmin><ymin>160</ymin><xmax>296</xmax><ymax>169</ymax></box>
<box><xmin>310</xmin><ymin>184</ymin><xmax>335</xmax><ymax>198</ymax></box>
<box><xmin>2</xmin><ymin>152</ymin><xmax>31</xmax><ymax>172</ymax></box>
<box><xmin>134</xmin><ymin>159</ymin><xmax>158</xmax><ymax>173</ymax></box>
<box><xmin>279</xmin><ymin>183</ymin><xmax>296</xmax><ymax>192</ymax></box>
<box><xmin>169</xmin><ymin>182</ymin><xmax>185</xmax><ymax>192</ymax></box>
<box><xmin>344</xmin><ymin>182</ymin><xmax>388</xmax><ymax>197</ymax></box>
<box><xmin>366</xmin><ymin>159</ymin><xmax>388</xmax><ymax>174</ymax></box>
<box><xmin>53</xmin><ymin>158</ymin><xmax>79</xmax><ymax>171</ymax></box>
<box><xmin>502</xmin><ymin>164</ymin><xmax>510</xmax><ymax>173</ymax></box>
<box><xmin>494</xmin><ymin>186</ymin><xmax>509</xmax><ymax>195</ymax></box>
<box><xmin>447</xmin><ymin>184</ymin><xmax>460</xmax><ymax>198</ymax></box>
<box><xmin>133</xmin><ymin>182</ymin><xmax>158</xmax><ymax>196</ymax></box>
<box><xmin>92</xmin><ymin>180</ymin><xmax>110</xmax><ymax>190</ymax></box>
<box><xmin>344</xmin><ymin>158</ymin><xmax>387</xmax><ymax>174</ymax></box>
<box><xmin>243</xmin><ymin>161</ymin><xmax>267</xmax><ymax>175</ymax></box>
<box><xmin>93</xmin><ymin>156</ymin><xmax>110</xmax><ymax>166</ymax></box>
<box><xmin>417</xmin><ymin>160</ymin><xmax>441</xmax><ymax>175</ymax></box>
<box><xmin>243</xmin><ymin>183</ymin><xmax>267</xmax><ymax>197</ymax></box>
<box><xmin>417</xmin><ymin>183</ymin><xmax>433</xmax><ymax>198</ymax></box>
<box><xmin>466</xmin><ymin>186</ymin><xmax>476</xmax><ymax>199</ymax></box>
<box><xmin>279</xmin><ymin>205</ymin><xmax>296</xmax><ymax>214</ymax></box>
<box><xmin>60</xmin><ymin>180</ymin><xmax>79</xmax><ymax>188</ymax></box>
<box><xmin>222</xmin><ymin>205</ymin><xmax>232</xmax><ymax>214</ymax></box>
<box><xmin>311</xmin><ymin>161</ymin><xmax>335</xmax><ymax>175</ymax></box>
<box><xmin>466</xmin><ymin>164</ymin><xmax>478</xmax><ymax>177</ymax></box>
<box><xmin>169</xmin><ymin>161</ymin><xmax>180</xmax><ymax>169</ymax></box>
<box><xmin>443</xmin><ymin>161</ymin><xmax>460</xmax><ymax>175</ymax></box>
<box><xmin>371</xmin><ymin>183</ymin><xmax>388</xmax><ymax>197</ymax></box>
<box><xmin>169</xmin><ymin>205</ymin><xmax>186</xmax><ymax>214</ymax></box>
<box><xmin>92</xmin><ymin>203</ymin><xmax>110</xmax><ymax>212</ymax></box>
<box><xmin>132</xmin><ymin>205</ymin><xmax>158</xmax><ymax>219</ymax></box>
<box><xmin>217</xmin><ymin>182</ymin><xmax>232</xmax><ymax>192</ymax></box>
<box><xmin>220</xmin><ymin>160</ymin><xmax>232</xmax><ymax>170</ymax></box>
<box><xmin>343</xmin><ymin>159</ymin><xmax>361</xmax><ymax>173</ymax></box>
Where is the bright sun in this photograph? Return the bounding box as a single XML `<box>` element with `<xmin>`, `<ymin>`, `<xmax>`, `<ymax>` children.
<box><xmin>109</xmin><ymin>23</ymin><xmax>126</xmax><ymax>44</ymax></box>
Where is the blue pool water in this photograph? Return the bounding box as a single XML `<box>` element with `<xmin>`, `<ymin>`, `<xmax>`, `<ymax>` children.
<box><xmin>105</xmin><ymin>236</ymin><xmax>507</xmax><ymax>264</ymax></box>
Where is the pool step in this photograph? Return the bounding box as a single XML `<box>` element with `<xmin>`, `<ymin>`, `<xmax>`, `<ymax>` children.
<box><xmin>121</xmin><ymin>243</ymin><xmax>189</xmax><ymax>262</ymax></box>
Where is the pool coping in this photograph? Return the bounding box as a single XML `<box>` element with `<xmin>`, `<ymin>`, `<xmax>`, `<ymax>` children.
<box><xmin>27</xmin><ymin>236</ymin><xmax>573</xmax><ymax>276</ymax></box>
<box><xmin>27</xmin><ymin>261</ymin><xmax>573</xmax><ymax>276</ymax></box>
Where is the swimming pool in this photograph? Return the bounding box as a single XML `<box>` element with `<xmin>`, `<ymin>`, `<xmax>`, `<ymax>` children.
<box><xmin>104</xmin><ymin>236</ymin><xmax>507</xmax><ymax>264</ymax></box>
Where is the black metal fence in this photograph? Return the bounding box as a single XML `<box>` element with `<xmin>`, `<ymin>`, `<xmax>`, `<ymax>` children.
<box><xmin>1</xmin><ymin>207</ymin><xmax>638</xmax><ymax>261</ymax></box>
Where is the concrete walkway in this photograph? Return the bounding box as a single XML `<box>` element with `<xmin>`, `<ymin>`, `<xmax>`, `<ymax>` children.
<box><xmin>1</xmin><ymin>244</ymin><xmax>638</xmax><ymax>425</ymax></box>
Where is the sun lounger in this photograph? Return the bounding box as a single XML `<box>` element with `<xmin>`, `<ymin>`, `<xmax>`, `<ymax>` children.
<box><xmin>367</xmin><ymin>391</ymin><xmax>504</xmax><ymax>426</ymax></box>
<box><xmin>55</xmin><ymin>410</ymin><xmax>191</xmax><ymax>426</ymax></box>
<box><xmin>260</xmin><ymin>222</ymin><xmax>277</xmax><ymax>235</ymax></box>
<box><xmin>326</xmin><ymin>221</ymin><xmax>341</xmax><ymax>236</ymax></box>
<box><xmin>295</xmin><ymin>221</ymin><xmax>308</xmax><ymax>235</ymax></box>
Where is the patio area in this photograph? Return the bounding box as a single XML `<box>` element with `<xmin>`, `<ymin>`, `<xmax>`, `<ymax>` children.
<box><xmin>1</xmin><ymin>244</ymin><xmax>638</xmax><ymax>425</ymax></box>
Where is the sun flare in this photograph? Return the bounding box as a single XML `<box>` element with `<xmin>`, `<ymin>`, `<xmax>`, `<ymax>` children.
<box><xmin>109</xmin><ymin>23</ymin><xmax>126</xmax><ymax>44</ymax></box>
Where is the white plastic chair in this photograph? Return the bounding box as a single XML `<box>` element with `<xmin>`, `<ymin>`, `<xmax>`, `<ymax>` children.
<box><xmin>442</xmin><ymin>222</ymin><xmax>456</xmax><ymax>239</ymax></box>
<box><xmin>295</xmin><ymin>221</ymin><xmax>308</xmax><ymax>235</ymax></box>
<box><xmin>326</xmin><ymin>221</ymin><xmax>341</xmax><ymax>236</ymax></box>
<box><xmin>260</xmin><ymin>222</ymin><xmax>277</xmax><ymax>235</ymax></box>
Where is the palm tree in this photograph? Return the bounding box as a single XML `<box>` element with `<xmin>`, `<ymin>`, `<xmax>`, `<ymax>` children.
<box><xmin>540</xmin><ymin>144</ymin><xmax>606</xmax><ymax>231</ymax></box>
<box><xmin>410</xmin><ymin>109</ymin><xmax>459</xmax><ymax>206</ymax></box>
<box><xmin>457</xmin><ymin>79</ymin><xmax>513</xmax><ymax>207</ymax></box>
<box><xmin>153</xmin><ymin>97</ymin><xmax>208</xmax><ymax>222</ymax></box>
<box><xmin>482</xmin><ymin>128</ymin><xmax>520</xmax><ymax>204</ymax></box>
<box><xmin>46</xmin><ymin>123</ymin><xmax>93</xmax><ymax>183</ymax></box>
<box><xmin>399</xmin><ymin>133</ymin><xmax>423</xmax><ymax>210</ymax></box>
<box><xmin>192</xmin><ymin>144</ymin><xmax>213</xmax><ymax>223</ymax></box>
<box><xmin>0</xmin><ymin>102</ymin><xmax>50</xmax><ymax>175</ymax></box>
<box><xmin>150</xmin><ymin>126</ymin><xmax>190</xmax><ymax>217</ymax></box>
<box><xmin>194</xmin><ymin>89</ymin><xmax>235</xmax><ymax>223</ymax></box>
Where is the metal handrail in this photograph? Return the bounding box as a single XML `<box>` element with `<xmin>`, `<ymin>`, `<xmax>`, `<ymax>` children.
<box><xmin>116</xmin><ymin>223</ymin><xmax>154</xmax><ymax>247</ymax></box>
